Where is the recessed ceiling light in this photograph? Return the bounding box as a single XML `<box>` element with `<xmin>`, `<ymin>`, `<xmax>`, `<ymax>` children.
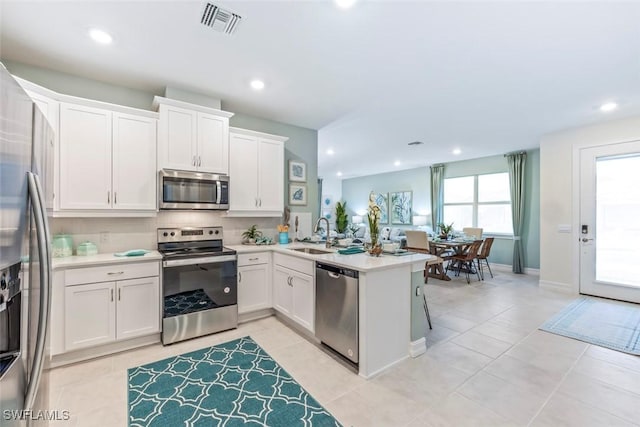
<box><xmin>89</xmin><ymin>28</ymin><xmax>112</xmax><ymax>45</ymax></box>
<box><xmin>394</xmin><ymin>161</ymin><xmax>401</xmax><ymax>167</ymax></box>
<box><xmin>326</xmin><ymin>149</ymin><xmax>335</xmax><ymax>155</ymax></box>
<box><xmin>599</xmin><ymin>102</ymin><xmax>618</xmax><ymax>112</ymax></box>
<box><xmin>336</xmin><ymin>171</ymin><xmax>343</xmax><ymax>177</ymax></box>
<box><xmin>335</xmin><ymin>0</ymin><xmax>357</xmax><ymax>9</ymax></box>
<box><xmin>452</xmin><ymin>148</ymin><xmax>462</xmax><ymax>155</ymax></box>
<box><xmin>250</xmin><ymin>79</ymin><xmax>265</xmax><ymax>90</ymax></box>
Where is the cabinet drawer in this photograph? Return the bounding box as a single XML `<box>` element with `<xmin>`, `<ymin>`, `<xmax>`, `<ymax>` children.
<box><xmin>64</xmin><ymin>261</ymin><xmax>159</xmax><ymax>286</ymax></box>
<box><xmin>238</xmin><ymin>252</ymin><xmax>270</xmax><ymax>266</ymax></box>
<box><xmin>273</xmin><ymin>253</ymin><xmax>314</xmax><ymax>276</ymax></box>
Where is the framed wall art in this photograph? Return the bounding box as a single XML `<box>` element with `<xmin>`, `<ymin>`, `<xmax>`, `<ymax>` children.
<box><xmin>390</xmin><ymin>191</ymin><xmax>412</xmax><ymax>225</ymax></box>
<box><xmin>372</xmin><ymin>192</ymin><xmax>389</xmax><ymax>224</ymax></box>
<box><xmin>289</xmin><ymin>160</ymin><xmax>307</xmax><ymax>182</ymax></box>
<box><xmin>289</xmin><ymin>183</ymin><xmax>307</xmax><ymax>205</ymax></box>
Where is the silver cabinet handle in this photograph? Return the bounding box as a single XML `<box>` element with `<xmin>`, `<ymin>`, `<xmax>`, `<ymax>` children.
<box><xmin>118</xmin><ymin>288</ymin><xmax>121</xmax><ymax>301</ymax></box>
<box><xmin>581</xmin><ymin>238</ymin><xmax>594</xmax><ymax>242</ymax></box>
<box><xmin>249</xmin><ymin>257</ymin><xmax>259</xmax><ymax>261</ymax></box>
<box><xmin>107</xmin><ymin>191</ymin><xmax>110</xmax><ymax>204</ymax></box>
<box><xmin>193</xmin><ymin>156</ymin><xmax>196</xmax><ymax>166</ymax></box>
<box><xmin>259</xmin><ymin>198</ymin><xmax>262</xmax><ymax>207</ymax></box>
<box><xmin>255</xmin><ymin>198</ymin><xmax>258</xmax><ymax>207</ymax></box>
<box><xmin>107</xmin><ymin>271</ymin><xmax>124</xmax><ymax>275</ymax></box>
<box><xmin>111</xmin><ymin>289</ymin><xmax>114</xmax><ymax>302</ymax></box>
<box><xmin>114</xmin><ymin>192</ymin><xmax>117</xmax><ymax>204</ymax></box>
<box><xmin>238</xmin><ymin>272</ymin><xmax>242</xmax><ymax>282</ymax></box>
<box><xmin>198</xmin><ymin>156</ymin><xmax>202</xmax><ymax>167</ymax></box>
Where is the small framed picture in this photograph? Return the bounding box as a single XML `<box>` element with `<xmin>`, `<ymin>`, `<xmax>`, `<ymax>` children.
<box><xmin>289</xmin><ymin>184</ymin><xmax>307</xmax><ymax>205</ymax></box>
<box><xmin>289</xmin><ymin>160</ymin><xmax>307</xmax><ymax>182</ymax></box>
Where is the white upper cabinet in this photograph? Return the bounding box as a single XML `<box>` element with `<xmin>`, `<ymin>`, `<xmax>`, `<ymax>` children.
<box><xmin>112</xmin><ymin>113</ymin><xmax>157</xmax><ymax>210</ymax></box>
<box><xmin>59</xmin><ymin>103</ymin><xmax>113</xmax><ymax>210</ymax></box>
<box><xmin>59</xmin><ymin>101</ymin><xmax>157</xmax><ymax>214</ymax></box>
<box><xmin>228</xmin><ymin>127</ymin><xmax>288</xmax><ymax>217</ymax></box>
<box><xmin>154</xmin><ymin>97</ymin><xmax>233</xmax><ymax>174</ymax></box>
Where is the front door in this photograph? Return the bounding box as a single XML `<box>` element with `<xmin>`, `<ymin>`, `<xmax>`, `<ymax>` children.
<box><xmin>579</xmin><ymin>140</ymin><xmax>640</xmax><ymax>303</ymax></box>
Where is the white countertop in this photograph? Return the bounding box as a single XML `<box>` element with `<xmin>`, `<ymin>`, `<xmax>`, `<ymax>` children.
<box><xmin>52</xmin><ymin>251</ymin><xmax>163</xmax><ymax>270</ymax></box>
<box><xmin>227</xmin><ymin>243</ymin><xmax>434</xmax><ymax>272</ymax></box>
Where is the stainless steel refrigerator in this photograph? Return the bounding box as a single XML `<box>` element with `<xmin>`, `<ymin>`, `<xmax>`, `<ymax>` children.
<box><xmin>0</xmin><ymin>63</ymin><xmax>53</xmax><ymax>426</ymax></box>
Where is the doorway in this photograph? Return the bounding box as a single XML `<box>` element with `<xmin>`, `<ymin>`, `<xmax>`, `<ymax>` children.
<box><xmin>579</xmin><ymin>140</ymin><xmax>640</xmax><ymax>303</ymax></box>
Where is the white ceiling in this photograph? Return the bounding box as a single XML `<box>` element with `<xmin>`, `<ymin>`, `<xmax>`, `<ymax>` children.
<box><xmin>1</xmin><ymin>1</ymin><xmax>639</xmax><ymax>179</ymax></box>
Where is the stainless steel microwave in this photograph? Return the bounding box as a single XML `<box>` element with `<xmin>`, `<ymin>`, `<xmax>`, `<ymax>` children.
<box><xmin>159</xmin><ymin>169</ymin><xmax>229</xmax><ymax>210</ymax></box>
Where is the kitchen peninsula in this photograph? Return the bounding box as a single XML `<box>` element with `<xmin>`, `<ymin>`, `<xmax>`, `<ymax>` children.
<box><xmin>229</xmin><ymin>243</ymin><xmax>434</xmax><ymax>378</ymax></box>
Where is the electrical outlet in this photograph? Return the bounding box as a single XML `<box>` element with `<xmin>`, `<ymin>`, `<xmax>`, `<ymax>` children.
<box><xmin>100</xmin><ymin>232</ymin><xmax>110</xmax><ymax>243</ymax></box>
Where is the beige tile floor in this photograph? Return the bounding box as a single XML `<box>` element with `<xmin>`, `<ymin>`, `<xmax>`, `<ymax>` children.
<box><xmin>48</xmin><ymin>269</ymin><xmax>640</xmax><ymax>427</ymax></box>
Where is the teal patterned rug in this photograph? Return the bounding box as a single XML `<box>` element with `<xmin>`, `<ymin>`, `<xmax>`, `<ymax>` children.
<box><xmin>128</xmin><ymin>336</ymin><xmax>341</xmax><ymax>426</ymax></box>
<box><xmin>540</xmin><ymin>297</ymin><xmax>640</xmax><ymax>355</ymax></box>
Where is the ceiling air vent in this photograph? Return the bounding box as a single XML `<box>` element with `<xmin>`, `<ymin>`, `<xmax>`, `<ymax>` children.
<box><xmin>200</xmin><ymin>2</ymin><xmax>242</xmax><ymax>35</ymax></box>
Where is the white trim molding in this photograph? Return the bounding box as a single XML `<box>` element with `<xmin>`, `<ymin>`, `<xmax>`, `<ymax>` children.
<box><xmin>491</xmin><ymin>263</ymin><xmax>540</xmax><ymax>276</ymax></box>
<box><xmin>539</xmin><ymin>280</ymin><xmax>575</xmax><ymax>294</ymax></box>
<box><xmin>409</xmin><ymin>338</ymin><xmax>426</xmax><ymax>358</ymax></box>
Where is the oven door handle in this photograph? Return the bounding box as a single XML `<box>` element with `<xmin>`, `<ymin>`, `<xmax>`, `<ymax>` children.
<box><xmin>163</xmin><ymin>255</ymin><xmax>237</xmax><ymax>267</ymax></box>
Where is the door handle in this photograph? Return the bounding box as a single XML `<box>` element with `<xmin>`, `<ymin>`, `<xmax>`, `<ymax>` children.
<box><xmin>238</xmin><ymin>272</ymin><xmax>242</xmax><ymax>282</ymax></box>
<box><xmin>581</xmin><ymin>238</ymin><xmax>594</xmax><ymax>242</ymax></box>
<box><xmin>111</xmin><ymin>289</ymin><xmax>114</xmax><ymax>302</ymax></box>
<box><xmin>198</xmin><ymin>156</ymin><xmax>202</xmax><ymax>167</ymax></box>
<box><xmin>118</xmin><ymin>288</ymin><xmax>121</xmax><ymax>301</ymax></box>
<box><xmin>328</xmin><ymin>272</ymin><xmax>341</xmax><ymax>279</ymax></box>
<box><xmin>193</xmin><ymin>156</ymin><xmax>196</xmax><ymax>166</ymax></box>
<box><xmin>107</xmin><ymin>191</ymin><xmax>110</xmax><ymax>204</ymax></box>
<box><xmin>114</xmin><ymin>192</ymin><xmax>117</xmax><ymax>205</ymax></box>
<box><xmin>107</xmin><ymin>271</ymin><xmax>124</xmax><ymax>275</ymax></box>
<box><xmin>259</xmin><ymin>198</ymin><xmax>262</xmax><ymax>207</ymax></box>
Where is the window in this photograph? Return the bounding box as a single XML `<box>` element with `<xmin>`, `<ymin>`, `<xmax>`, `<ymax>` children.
<box><xmin>443</xmin><ymin>173</ymin><xmax>513</xmax><ymax>234</ymax></box>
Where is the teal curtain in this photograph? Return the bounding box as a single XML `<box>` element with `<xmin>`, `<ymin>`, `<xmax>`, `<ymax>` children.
<box><xmin>506</xmin><ymin>152</ymin><xmax>527</xmax><ymax>273</ymax></box>
<box><xmin>430</xmin><ymin>164</ymin><xmax>445</xmax><ymax>231</ymax></box>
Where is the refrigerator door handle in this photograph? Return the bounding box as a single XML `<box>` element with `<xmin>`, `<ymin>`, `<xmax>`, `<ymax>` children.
<box><xmin>24</xmin><ymin>172</ymin><xmax>52</xmax><ymax>411</ymax></box>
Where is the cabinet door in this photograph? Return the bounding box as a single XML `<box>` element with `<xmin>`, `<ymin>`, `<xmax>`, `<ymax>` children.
<box><xmin>64</xmin><ymin>282</ymin><xmax>116</xmax><ymax>351</ymax></box>
<box><xmin>59</xmin><ymin>103</ymin><xmax>112</xmax><ymax>209</ymax></box>
<box><xmin>229</xmin><ymin>133</ymin><xmax>259</xmax><ymax>211</ymax></box>
<box><xmin>257</xmin><ymin>138</ymin><xmax>284</xmax><ymax>211</ymax></box>
<box><xmin>116</xmin><ymin>277</ymin><xmax>160</xmax><ymax>340</ymax></box>
<box><xmin>292</xmin><ymin>272</ymin><xmax>314</xmax><ymax>332</ymax></box>
<box><xmin>273</xmin><ymin>266</ymin><xmax>293</xmax><ymax>316</ymax></box>
<box><xmin>158</xmin><ymin>105</ymin><xmax>197</xmax><ymax>171</ymax></box>
<box><xmin>197</xmin><ymin>112</ymin><xmax>228</xmax><ymax>174</ymax></box>
<box><xmin>112</xmin><ymin>113</ymin><xmax>157</xmax><ymax>210</ymax></box>
<box><xmin>238</xmin><ymin>264</ymin><xmax>271</xmax><ymax>314</ymax></box>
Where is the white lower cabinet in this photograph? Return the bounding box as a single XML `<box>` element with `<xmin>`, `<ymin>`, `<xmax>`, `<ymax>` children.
<box><xmin>237</xmin><ymin>252</ymin><xmax>271</xmax><ymax>314</ymax></box>
<box><xmin>64</xmin><ymin>281</ymin><xmax>116</xmax><ymax>351</ymax></box>
<box><xmin>116</xmin><ymin>277</ymin><xmax>160</xmax><ymax>340</ymax></box>
<box><xmin>273</xmin><ymin>263</ymin><xmax>314</xmax><ymax>333</ymax></box>
<box><xmin>60</xmin><ymin>262</ymin><xmax>160</xmax><ymax>354</ymax></box>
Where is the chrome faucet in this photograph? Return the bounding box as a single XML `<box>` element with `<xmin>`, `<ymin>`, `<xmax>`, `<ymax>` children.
<box><xmin>314</xmin><ymin>217</ymin><xmax>332</xmax><ymax>248</ymax></box>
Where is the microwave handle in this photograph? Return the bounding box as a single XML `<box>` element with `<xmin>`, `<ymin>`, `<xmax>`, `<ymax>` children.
<box><xmin>216</xmin><ymin>181</ymin><xmax>222</xmax><ymax>205</ymax></box>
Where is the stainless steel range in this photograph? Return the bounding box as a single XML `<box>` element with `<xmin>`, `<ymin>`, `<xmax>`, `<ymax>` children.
<box><xmin>158</xmin><ymin>226</ymin><xmax>237</xmax><ymax>345</ymax></box>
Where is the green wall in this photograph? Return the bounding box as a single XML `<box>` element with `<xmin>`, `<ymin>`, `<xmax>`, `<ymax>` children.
<box><xmin>2</xmin><ymin>60</ymin><xmax>319</xmax><ymax>219</ymax></box>
<box><xmin>342</xmin><ymin>150</ymin><xmax>540</xmax><ymax>269</ymax></box>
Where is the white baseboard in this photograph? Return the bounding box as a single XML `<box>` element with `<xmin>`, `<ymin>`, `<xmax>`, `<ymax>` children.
<box><xmin>239</xmin><ymin>308</ymin><xmax>275</xmax><ymax>324</ymax></box>
<box><xmin>539</xmin><ymin>280</ymin><xmax>574</xmax><ymax>294</ymax></box>
<box><xmin>409</xmin><ymin>338</ymin><xmax>426</xmax><ymax>358</ymax></box>
<box><xmin>491</xmin><ymin>263</ymin><xmax>540</xmax><ymax>275</ymax></box>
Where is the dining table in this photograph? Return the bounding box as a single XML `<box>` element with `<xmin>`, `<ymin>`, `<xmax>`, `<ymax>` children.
<box><xmin>429</xmin><ymin>238</ymin><xmax>484</xmax><ymax>278</ymax></box>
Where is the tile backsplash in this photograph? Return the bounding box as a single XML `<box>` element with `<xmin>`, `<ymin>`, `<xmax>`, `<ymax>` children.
<box><xmin>50</xmin><ymin>212</ymin><xmax>284</xmax><ymax>254</ymax></box>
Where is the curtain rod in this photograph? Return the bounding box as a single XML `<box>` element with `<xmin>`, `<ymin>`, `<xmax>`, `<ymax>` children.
<box><xmin>504</xmin><ymin>150</ymin><xmax>527</xmax><ymax>157</ymax></box>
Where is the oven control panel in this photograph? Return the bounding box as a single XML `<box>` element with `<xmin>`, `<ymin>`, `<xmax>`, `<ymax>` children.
<box><xmin>158</xmin><ymin>227</ymin><xmax>223</xmax><ymax>243</ymax></box>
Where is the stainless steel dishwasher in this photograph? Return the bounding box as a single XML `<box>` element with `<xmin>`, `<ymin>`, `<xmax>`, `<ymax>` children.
<box><xmin>315</xmin><ymin>262</ymin><xmax>359</xmax><ymax>364</ymax></box>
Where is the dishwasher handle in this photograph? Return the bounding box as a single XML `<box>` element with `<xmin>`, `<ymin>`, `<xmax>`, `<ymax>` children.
<box><xmin>316</xmin><ymin>262</ymin><xmax>359</xmax><ymax>279</ymax></box>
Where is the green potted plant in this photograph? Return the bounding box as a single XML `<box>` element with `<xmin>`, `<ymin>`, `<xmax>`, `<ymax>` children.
<box><xmin>335</xmin><ymin>201</ymin><xmax>348</xmax><ymax>235</ymax></box>
<box><xmin>242</xmin><ymin>224</ymin><xmax>262</xmax><ymax>244</ymax></box>
<box><xmin>437</xmin><ymin>222</ymin><xmax>454</xmax><ymax>240</ymax></box>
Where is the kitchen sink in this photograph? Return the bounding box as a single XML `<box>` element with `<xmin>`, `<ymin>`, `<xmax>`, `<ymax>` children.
<box><xmin>289</xmin><ymin>247</ymin><xmax>333</xmax><ymax>255</ymax></box>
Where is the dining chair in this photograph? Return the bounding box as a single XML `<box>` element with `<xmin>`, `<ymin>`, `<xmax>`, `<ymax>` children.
<box><xmin>462</xmin><ymin>227</ymin><xmax>483</xmax><ymax>239</ymax></box>
<box><xmin>405</xmin><ymin>231</ymin><xmax>445</xmax><ymax>284</ymax></box>
<box><xmin>476</xmin><ymin>237</ymin><xmax>495</xmax><ymax>279</ymax></box>
<box><xmin>446</xmin><ymin>240</ymin><xmax>483</xmax><ymax>283</ymax></box>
